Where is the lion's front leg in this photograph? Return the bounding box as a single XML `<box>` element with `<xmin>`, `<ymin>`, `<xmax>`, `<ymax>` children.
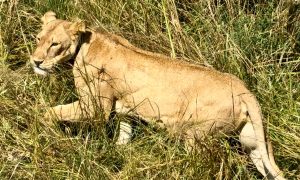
<box><xmin>44</xmin><ymin>101</ymin><xmax>83</xmax><ymax>123</ymax></box>
<box><xmin>44</xmin><ymin>97</ymin><xmax>113</xmax><ymax>122</ymax></box>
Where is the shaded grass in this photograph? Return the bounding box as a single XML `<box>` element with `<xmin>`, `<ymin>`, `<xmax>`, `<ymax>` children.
<box><xmin>0</xmin><ymin>0</ymin><xmax>299</xmax><ymax>179</ymax></box>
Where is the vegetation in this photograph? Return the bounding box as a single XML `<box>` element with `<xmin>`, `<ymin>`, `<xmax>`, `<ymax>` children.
<box><xmin>0</xmin><ymin>0</ymin><xmax>299</xmax><ymax>179</ymax></box>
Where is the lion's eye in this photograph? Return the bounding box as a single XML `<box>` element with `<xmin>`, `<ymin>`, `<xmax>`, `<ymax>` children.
<box><xmin>51</xmin><ymin>42</ymin><xmax>60</xmax><ymax>47</ymax></box>
<box><xmin>37</xmin><ymin>37</ymin><xmax>40</xmax><ymax>42</ymax></box>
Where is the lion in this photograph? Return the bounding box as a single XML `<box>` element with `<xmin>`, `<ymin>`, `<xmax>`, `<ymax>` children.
<box><xmin>30</xmin><ymin>11</ymin><xmax>285</xmax><ymax>180</ymax></box>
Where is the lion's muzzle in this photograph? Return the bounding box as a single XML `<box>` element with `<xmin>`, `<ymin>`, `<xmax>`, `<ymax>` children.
<box><xmin>30</xmin><ymin>56</ymin><xmax>48</xmax><ymax>76</ymax></box>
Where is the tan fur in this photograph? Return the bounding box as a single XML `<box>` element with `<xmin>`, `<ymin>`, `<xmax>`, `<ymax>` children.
<box><xmin>31</xmin><ymin>12</ymin><xmax>285</xmax><ymax>180</ymax></box>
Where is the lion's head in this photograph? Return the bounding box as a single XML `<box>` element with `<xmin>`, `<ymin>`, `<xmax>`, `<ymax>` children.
<box><xmin>31</xmin><ymin>11</ymin><xmax>86</xmax><ymax>76</ymax></box>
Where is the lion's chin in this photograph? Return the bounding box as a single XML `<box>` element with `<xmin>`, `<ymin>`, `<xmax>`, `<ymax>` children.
<box><xmin>33</xmin><ymin>67</ymin><xmax>48</xmax><ymax>76</ymax></box>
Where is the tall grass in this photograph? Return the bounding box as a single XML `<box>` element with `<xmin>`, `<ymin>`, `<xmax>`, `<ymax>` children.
<box><xmin>0</xmin><ymin>0</ymin><xmax>299</xmax><ymax>179</ymax></box>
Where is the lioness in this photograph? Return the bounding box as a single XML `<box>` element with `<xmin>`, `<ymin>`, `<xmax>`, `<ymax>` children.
<box><xmin>31</xmin><ymin>11</ymin><xmax>285</xmax><ymax>180</ymax></box>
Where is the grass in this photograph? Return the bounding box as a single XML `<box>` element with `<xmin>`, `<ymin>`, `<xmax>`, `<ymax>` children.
<box><xmin>0</xmin><ymin>0</ymin><xmax>299</xmax><ymax>179</ymax></box>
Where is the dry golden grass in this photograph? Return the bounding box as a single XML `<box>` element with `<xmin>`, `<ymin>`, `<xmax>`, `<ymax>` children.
<box><xmin>0</xmin><ymin>0</ymin><xmax>299</xmax><ymax>179</ymax></box>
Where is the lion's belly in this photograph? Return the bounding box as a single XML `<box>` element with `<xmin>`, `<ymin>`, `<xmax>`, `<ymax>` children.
<box><xmin>119</xmin><ymin>84</ymin><xmax>245</xmax><ymax>135</ymax></box>
<box><xmin>74</xmin><ymin>63</ymin><xmax>247</xmax><ymax>135</ymax></box>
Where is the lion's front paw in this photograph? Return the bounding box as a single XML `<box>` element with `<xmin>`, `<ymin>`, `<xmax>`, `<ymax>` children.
<box><xmin>44</xmin><ymin>107</ymin><xmax>56</xmax><ymax>119</ymax></box>
<box><xmin>42</xmin><ymin>107</ymin><xmax>58</xmax><ymax>127</ymax></box>
<box><xmin>116</xmin><ymin>122</ymin><xmax>132</xmax><ymax>145</ymax></box>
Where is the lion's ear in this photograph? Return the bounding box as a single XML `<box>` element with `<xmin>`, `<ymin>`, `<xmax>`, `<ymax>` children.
<box><xmin>69</xmin><ymin>21</ymin><xmax>86</xmax><ymax>35</ymax></box>
<box><xmin>41</xmin><ymin>11</ymin><xmax>57</xmax><ymax>25</ymax></box>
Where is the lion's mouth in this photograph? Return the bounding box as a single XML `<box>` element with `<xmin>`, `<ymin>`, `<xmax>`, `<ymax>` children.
<box><xmin>33</xmin><ymin>66</ymin><xmax>49</xmax><ymax>76</ymax></box>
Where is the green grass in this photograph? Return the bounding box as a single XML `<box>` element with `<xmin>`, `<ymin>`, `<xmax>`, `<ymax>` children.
<box><xmin>0</xmin><ymin>0</ymin><xmax>299</xmax><ymax>179</ymax></box>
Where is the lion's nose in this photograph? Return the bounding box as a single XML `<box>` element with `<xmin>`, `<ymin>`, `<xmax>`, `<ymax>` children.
<box><xmin>34</xmin><ymin>60</ymin><xmax>43</xmax><ymax>67</ymax></box>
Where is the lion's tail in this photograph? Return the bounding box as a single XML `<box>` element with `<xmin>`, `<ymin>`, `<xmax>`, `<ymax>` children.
<box><xmin>242</xmin><ymin>93</ymin><xmax>285</xmax><ymax>180</ymax></box>
<box><xmin>267</xmin><ymin>136</ymin><xmax>283</xmax><ymax>175</ymax></box>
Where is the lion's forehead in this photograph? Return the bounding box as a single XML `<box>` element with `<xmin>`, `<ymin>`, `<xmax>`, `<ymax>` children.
<box><xmin>39</xmin><ymin>20</ymin><xmax>69</xmax><ymax>39</ymax></box>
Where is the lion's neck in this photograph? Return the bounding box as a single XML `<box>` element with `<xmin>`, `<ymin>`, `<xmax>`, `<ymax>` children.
<box><xmin>72</xmin><ymin>30</ymin><xmax>93</xmax><ymax>62</ymax></box>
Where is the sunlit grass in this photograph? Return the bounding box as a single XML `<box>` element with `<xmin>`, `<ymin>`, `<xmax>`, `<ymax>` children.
<box><xmin>0</xmin><ymin>0</ymin><xmax>299</xmax><ymax>179</ymax></box>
